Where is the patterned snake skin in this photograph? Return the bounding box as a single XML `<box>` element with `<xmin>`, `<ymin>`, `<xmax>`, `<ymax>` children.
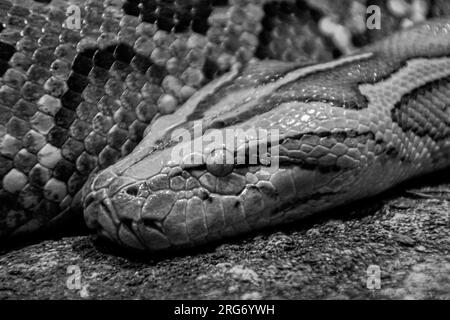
<box><xmin>0</xmin><ymin>0</ymin><xmax>449</xmax><ymax>252</ymax></box>
<box><xmin>2</xmin><ymin>0</ymin><xmax>329</xmax><ymax>239</ymax></box>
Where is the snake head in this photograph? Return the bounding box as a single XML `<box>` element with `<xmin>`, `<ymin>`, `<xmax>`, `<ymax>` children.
<box><xmin>82</xmin><ymin>120</ymin><xmax>354</xmax><ymax>253</ymax></box>
<box><xmin>82</xmin><ymin>121</ymin><xmax>291</xmax><ymax>252</ymax></box>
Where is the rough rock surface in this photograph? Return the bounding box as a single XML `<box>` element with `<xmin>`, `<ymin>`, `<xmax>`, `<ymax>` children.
<box><xmin>0</xmin><ymin>171</ymin><xmax>448</xmax><ymax>299</ymax></box>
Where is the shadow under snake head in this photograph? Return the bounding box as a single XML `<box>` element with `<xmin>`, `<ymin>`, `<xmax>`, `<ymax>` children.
<box><xmin>83</xmin><ymin>19</ymin><xmax>450</xmax><ymax>252</ymax></box>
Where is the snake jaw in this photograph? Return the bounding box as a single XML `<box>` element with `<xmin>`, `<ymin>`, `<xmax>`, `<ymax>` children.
<box><xmin>83</xmin><ymin>164</ymin><xmax>177</xmax><ymax>250</ymax></box>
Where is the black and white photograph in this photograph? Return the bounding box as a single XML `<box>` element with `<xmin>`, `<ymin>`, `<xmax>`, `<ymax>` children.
<box><xmin>0</xmin><ymin>0</ymin><xmax>449</xmax><ymax>308</ymax></box>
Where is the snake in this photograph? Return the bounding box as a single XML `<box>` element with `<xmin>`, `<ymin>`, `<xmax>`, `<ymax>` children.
<box><xmin>0</xmin><ymin>0</ymin><xmax>449</xmax><ymax>253</ymax></box>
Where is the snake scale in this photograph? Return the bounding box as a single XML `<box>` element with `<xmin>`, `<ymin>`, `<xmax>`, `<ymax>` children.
<box><xmin>0</xmin><ymin>0</ymin><xmax>449</xmax><ymax>253</ymax></box>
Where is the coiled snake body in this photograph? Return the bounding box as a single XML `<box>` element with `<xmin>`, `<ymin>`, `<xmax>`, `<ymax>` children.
<box><xmin>0</xmin><ymin>0</ymin><xmax>449</xmax><ymax>253</ymax></box>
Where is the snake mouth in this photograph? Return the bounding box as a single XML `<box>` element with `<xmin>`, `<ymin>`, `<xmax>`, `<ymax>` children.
<box><xmin>84</xmin><ymin>188</ymin><xmax>117</xmax><ymax>229</ymax></box>
<box><xmin>83</xmin><ymin>179</ymin><xmax>174</xmax><ymax>252</ymax></box>
<box><xmin>84</xmin><ymin>189</ymin><xmax>145</xmax><ymax>250</ymax></box>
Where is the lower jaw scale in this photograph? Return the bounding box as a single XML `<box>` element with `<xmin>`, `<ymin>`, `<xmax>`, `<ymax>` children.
<box><xmin>101</xmin><ymin>218</ymin><xmax>173</xmax><ymax>252</ymax></box>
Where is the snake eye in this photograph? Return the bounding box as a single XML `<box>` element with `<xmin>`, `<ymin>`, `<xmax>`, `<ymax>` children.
<box><xmin>206</xmin><ymin>148</ymin><xmax>234</xmax><ymax>177</ymax></box>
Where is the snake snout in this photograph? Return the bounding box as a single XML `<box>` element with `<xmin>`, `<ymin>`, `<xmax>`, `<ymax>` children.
<box><xmin>83</xmin><ymin>184</ymin><xmax>147</xmax><ymax>249</ymax></box>
<box><xmin>83</xmin><ymin>188</ymin><xmax>112</xmax><ymax>229</ymax></box>
<box><xmin>83</xmin><ymin>171</ymin><xmax>175</xmax><ymax>251</ymax></box>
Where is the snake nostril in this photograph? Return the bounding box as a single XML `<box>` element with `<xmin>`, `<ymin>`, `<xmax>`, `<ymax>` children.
<box><xmin>125</xmin><ymin>185</ymin><xmax>139</xmax><ymax>196</ymax></box>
